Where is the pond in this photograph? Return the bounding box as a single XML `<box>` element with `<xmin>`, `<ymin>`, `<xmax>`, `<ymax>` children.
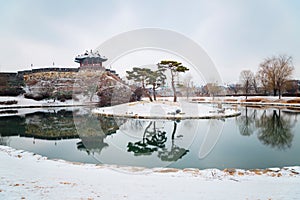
<box><xmin>0</xmin><ymin>106</ymin><xmax>300</xmax><ymax>169</ymax></box>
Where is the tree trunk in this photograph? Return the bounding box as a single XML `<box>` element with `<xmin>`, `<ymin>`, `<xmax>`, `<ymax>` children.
<box><xmin>143</xmin><ymin>122</ymin><xmax>153</xmax><ymax>143</ymax></box>
<box><xmin>171</xmin><ymin>71</ymin><xmax>177</xmax><ymax>102</ymax></box>
<box><xmin>89</xmin><ymin>94</ymin><xmax>93</xmax><ymax>102</ymax></box>
<box><xmin>171</xmin><ymin>121</ymin><xmax>177</xmax><ymax>140</ymax></box>
<box><xmin>152</xmin><ymin>83</ymin><xmax>156</xmax><ymax>101</ymax></box>
<box><xmin>273</xmin><ymin>89</ymin><xmax>277</xmax><ymax>96</ymax></box>
<box><xmin>278</xmin><ymin>89</ymin><xmax>281</xmax><ymax>99</ymax></box>
<box><xmin>141</xmin><ymin>79</ymin><xmax>153</xmax><ymax>101</ymax></box>
<box><xmin>186</xmin><ymin>83</ymin><xmax>189</xmax><ymax>100</ymax></box>
<box><xmin>143</xmin><ymin>88</ymin><xmax>153</xmax><ymax>102</ymax></box>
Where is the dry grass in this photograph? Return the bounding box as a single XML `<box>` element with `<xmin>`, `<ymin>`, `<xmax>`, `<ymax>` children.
<box><xmin>241</xmin><ymin>98</ymin><xmax>264</xmax><ymax>103</ymax></box>
<box><xmin>223</xmin><ymin>168</ymin><xmax>236</xmax><ymax>175</ymax></box>
<box><xmin>224</xmin><ymin>99</ymin><xmax>238</xmax><ymax>102</ymax></box>
<box><xmin>272</xmin><ymin>99</ymin><xmax>287</xmax><ymax>103</ymax></box>
<box><xmin>191</xmin><ymin>98</ymin><xmax>206</xmax><ymax>101</ymax></box>
<box><xmin>287</xmin><ymin>98</ymin><xmax>300</xmax><ymax>104</ymax></box>
<box><xmin>285</xmin><ymin>106</ymin><xmax>300</xmax><ymax>111</ymax></box>
<box><xmin>154</xmin><ymin>168</ymin><xmax>179</xmax><ymax>173</ymax></box>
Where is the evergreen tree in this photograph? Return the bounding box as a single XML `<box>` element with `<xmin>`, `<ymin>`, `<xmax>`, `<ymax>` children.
<box><xmin>158</xmin><ymin>61</ymin><xmax>189</xmax><ymax>102</ymax></box>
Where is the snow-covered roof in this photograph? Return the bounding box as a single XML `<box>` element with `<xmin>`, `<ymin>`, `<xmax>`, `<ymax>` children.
<box><xmin>75</xmin><ymin>50</ymin><xmax>107</xmax><ymax>63</ymax></box>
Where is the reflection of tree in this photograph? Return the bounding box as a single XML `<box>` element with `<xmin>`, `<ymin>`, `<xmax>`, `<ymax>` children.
<box><xmin>236</xmin><ymin>107</ymin><xmax>257</xmax><ymax>136</ymax></box>
<box><xmin>256</xmin><ymin>110</ymin><xmax>294</xmax><ymax>150</ymax></box>
<box><xmin>157</xmin><ymin>140</ymin><xmax>189</xmax><ymax>162</ymax></box>
<box><xmin>159</xmin><ymin>120</ymin><xmax>188</xmax><ymax>162</ymax></box>
<box><xmin>237</xmin><ymin>107</ymin><xmax>296</xmax><ymax>150</ymax></box>
<box><xmin>127</xmin><ymin>122</ymin><xmax>167</xmax><ymax>156</ymax></box>
<box><xmin>127</xmin><ymin>121</ymin><xmax>188</xmax><ymax>161</ymax></box>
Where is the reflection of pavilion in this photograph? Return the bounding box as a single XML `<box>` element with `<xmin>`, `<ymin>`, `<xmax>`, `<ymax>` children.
<box><xmin>77</xmin><ymin>136</ymin><xmax>108</xmax><ymax>155</ymax></box>
<box><xmin>76</xmin><ymin>116</ymin><xmax>127</xmax><ymax>155</ymax></box>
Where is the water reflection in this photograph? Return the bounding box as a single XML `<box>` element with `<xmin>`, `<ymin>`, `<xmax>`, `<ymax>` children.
<box><xmin>0</xmin><ymin>109</ymin><xmax>77</xmax><ymax>141</ymax></box>
<box><xmin>127</xmin><ymin>121</ymin><xmax>168</xmax><ymax>155</ymax></box>
<box><xmin>75</xmin><ymin>114</ymin><xmax>127</xmax><ymax>155</ymax></box>
<box><xmin>73</xmin><ymin>110</ymin><xmax>192</xmax><ymax>167</ymax></box>
<box><xmin>236</xmin><ymin>107</ymin><xmax>256</xmax><ymax>136</ymax></box>
<box><xmin>127</xmin><ymin>121</ymin><xmax>189</xmax><ymax>161</ymax></box>
<box><xmin>236</xmin><ymin>107</ymin><xmax>297</xmax><ymax>150</ymax></box>
<box><xmin>256</xmin><ymin>110</ymin><xmax>294</xmax><ymax>150</ymax></box>
<box><xmin>1</xmin><ymin>106</ymin><xmax>300</xmax><ymax>169</ymax></box>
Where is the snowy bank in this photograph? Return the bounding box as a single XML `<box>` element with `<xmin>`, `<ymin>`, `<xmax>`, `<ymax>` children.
<box><xmin>0</xmin><ymin>96</ymin><xmax>85</xmax><ymax>109</ymax></box>
<box><xmin>93</xmin><ymin>100</ymin><xmax>240</xmax><ymax>119</ymax></box>
<box><xmin>0</xmin><ymin>145</ymin><xmax>300</xmax><ymax>200</ymax></box>
<box><xmin>191</xmin><ymin>96</ymin><xmax>300</xmax><ymax>109</ymax></box>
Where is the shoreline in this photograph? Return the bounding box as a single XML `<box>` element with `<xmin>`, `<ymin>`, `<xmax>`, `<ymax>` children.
<box><xmin>1</xmin><ymin>96</ymin><xmax>300</xmax><ymax>110</ymax></box>
<box><xmin>0</xmin><ymin>145</ymin><xmax>299</xmax><ymax>199</ymax></box>
<box><xmin>1</xmin><ymin>96</ymin><xmax>300</xmax><ymax>199</ymax></box>
<box><xmin>92</xmin><ymin>100</ymin><xmax>241</xmax><ymax>120</ymax></box>
<box><xmin>0</xmin><ymin>145</ymin><xmax>299</xmax><ymax>176</ymax></box>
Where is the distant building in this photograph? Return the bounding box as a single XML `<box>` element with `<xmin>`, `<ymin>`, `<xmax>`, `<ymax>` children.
<box><xmin>75</xmin><ymin>50</ymin><xmax>107</xmax><ymax>69</ymax></box>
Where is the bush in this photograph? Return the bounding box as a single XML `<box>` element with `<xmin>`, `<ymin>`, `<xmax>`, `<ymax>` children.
<box><xmin>0</xmin><ymin>100</ymin><xmax>18</xmax><ymax>105</ymax></box>
<box><xmin>57</xmin><ymin>91</ymin><xmax>73</xmax><ymax>101</ymax></box>
<box><xmin>24</xmin><ymin>93</ymin><xmax>47</xmax><ymax>101</ymax></box>
<box><xmin>0</xmin><ymin>88</ymin><xmax>25</xmax><ymax>96</ymax></box>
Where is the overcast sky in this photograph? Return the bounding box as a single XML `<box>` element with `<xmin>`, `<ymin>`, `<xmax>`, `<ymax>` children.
<box><xmin>0</xmin><ymin>0</ymin><xmax>299</xmax><ymax>83</ymax></box>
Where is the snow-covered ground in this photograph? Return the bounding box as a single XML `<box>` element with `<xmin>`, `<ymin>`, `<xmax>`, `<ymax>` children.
<box><xmin>0</xmin><ymin>96</ymin><xmax>80</xmax><ymax>108</ymax></box>
<box><xmin>93</xmin><ymin>100</ymin><xmax>240</xmax><ymax>119</ymax></box>
<box><xmin>1</xmin><ymin>96</ymin><xmax>300</xmax><ymax>199</ymax></box>
<box><xmin>0</xmin><ymin>96</ymin><xmax>86</xmax><ymax>117</ymax></box>
<box><xmin>0</xmin><ymin>145</ymin><xmax>300</xmax><ymax>200</ymax></box>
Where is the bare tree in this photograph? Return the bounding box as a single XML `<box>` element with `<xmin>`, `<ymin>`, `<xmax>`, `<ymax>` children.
<box><xmin>206</xmin><ymin>82</ymin><xmax>221</xmax><ymax>100</ymax></box>
<box><xmin>252</xmin><ymin>75</ymin><xmax>260</xmax><ymax>94</ymax></box>
<box><xmin>257</xmin><ymin>55</ymin><xmax>294</xmax><ymax>99</ymax></box>
<box><xmin>256</xmin><ymin>68</ymin><xmax>269</xmax><ymax>95</ymax></box>
<box><xmin>240</xmin><ymin>70</ymin><xmax>254</xmax><ymax>99</ymax></box>
<box><xmin>275</xmin><ymin>55</ymin><xmax>294</xmax><ymax>98</ymax></box>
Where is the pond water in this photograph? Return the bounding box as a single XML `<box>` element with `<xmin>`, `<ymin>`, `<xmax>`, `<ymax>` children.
<box><xmin>1</xmin><ymin>106</ymin><xmax>300</xmax><ymax>169</ymax></box>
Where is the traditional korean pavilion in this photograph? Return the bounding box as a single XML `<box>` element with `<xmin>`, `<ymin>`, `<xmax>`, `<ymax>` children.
<box><xmin>75</xmin><ymin>50</ymin><xmax>107</xmax><ymax>68</ymax></box>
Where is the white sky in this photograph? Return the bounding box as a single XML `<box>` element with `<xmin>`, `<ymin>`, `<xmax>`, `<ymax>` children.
<box><xmin>0</xmin><ymin>0</ymin><xmax>299</xmax><ymax>83</ymax></box>
<box><xmin>110</xmin><ymin>50</ymin><xmax>206</xmax><ymax>86</ymax></box>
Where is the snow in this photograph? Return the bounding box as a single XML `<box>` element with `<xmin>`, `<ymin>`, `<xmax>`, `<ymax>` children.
<box><xmin>93</xmin><ymin>100</ymin><xmax>240</xmax><ymax>119</ymax></box>
<box><xmin>0</xmin><ymin>96</ymin><xmax>92</xmax><ymax>117</ymax></box>
<box><xmin>1</xmin><ymin>96</ymin><xmax>300</xmax><ymax>199</ymax></box>
<box><xmin>0</xmin><ymin>96</ymin><xmax>79</xmax><ymax>108</ymax></box>
<box><xmin>0</xmin><ymin>145</ymin><xmax>300</xmax><ymax>199</ymax></box>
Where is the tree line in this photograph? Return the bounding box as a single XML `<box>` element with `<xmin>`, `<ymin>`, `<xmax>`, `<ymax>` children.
<box><xmin>125</xmin><ymin>55</ymin><xmax>296</xmax><ymax>102</ymax></box>
<box><xmin>239</xmin><ymin>55</ymin><xmax>295</xmax><ymax>99</ymax></box>
<box><xmin>126</xmin><ymin>60</ymin><xmax>189</xmax><ymax>102</ymax></box>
